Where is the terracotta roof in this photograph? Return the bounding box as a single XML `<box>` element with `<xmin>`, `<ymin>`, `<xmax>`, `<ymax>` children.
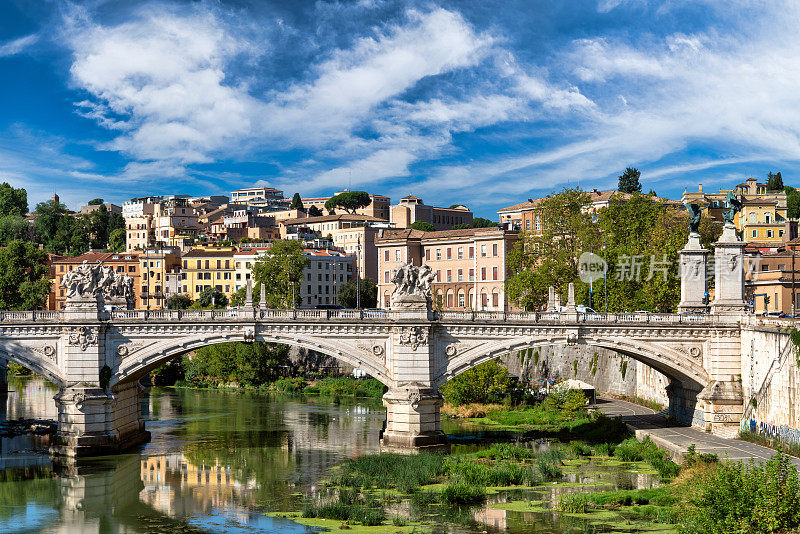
<box><xmin>376</xmin><ymin>227</ymin><xmax>512</xmax><ymax>243</ymax></box>
<box><xmin>497</xmin><ymin>198</ymin><xmax>544</xmax><ymax>213</ymax></box>
<box><xmin>53</xmin><ymin>252</ymin><xmax>139</xmax><ymax>264</ymax></box>
<box><xmin>401</xmin><ymin>195</ymin><xmax>422</xmax><ymax>200</ymax></box>
<box><xmin>281</xmin><ymin>213</ymin><xmax>386</xmax><ymax>226</ymax></box>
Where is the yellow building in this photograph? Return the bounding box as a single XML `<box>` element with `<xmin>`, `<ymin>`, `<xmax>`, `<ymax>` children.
<box><xmin>180</xmin><ymin>246</ymin><xmax>237</xmax><ymax>301</ymax></box>
<box><xmin>682</xmin><ymin>177</ymin><xmax>788</xmax><ymax>247</ymax></box>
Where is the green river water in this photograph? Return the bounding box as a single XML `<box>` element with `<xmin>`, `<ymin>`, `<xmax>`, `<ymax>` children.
<box><xmin>0</xmin><ymin>377</ymin><xmax>670</xmax><ymax>533</ymax></box>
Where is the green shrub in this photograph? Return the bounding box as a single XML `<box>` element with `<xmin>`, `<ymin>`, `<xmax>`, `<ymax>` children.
<box><xmin>304</xmin><ymin>377</ymin><xmax>384</xmax><ymax>398</ymax></box>
<box><xmin>475</xmin><ymin>443</ymin><xmax>538</xmax><ymax>461</ymax></box>
<box><xmin>541</xmin><ymin>388</ymin><xmax>588</xmax><ymax>418</ymax></box>
<box><xmin>594</xmin><ymin>442</ymin><xmax>616</xmax><ymax>456</ymax></box>
<box><xmin>678</xmin><ymin>452</ymin><xmax>800</xmax><ymax>534</ymax></box>
<box><xmin>567</xmin><ymin>441</ymin><xmax>592</xmax><ymax>457</ymax></box>
<box><xmin>440</xmin><ymin>482</ymin><xmax>487</xmax><ymax>505</ymax></box>
<box><xmin>446</xmin><ymin>458</ymin><xmax>532</xmax><ymax>486</ymax></box>
<box><xmin>332</xmin><ymin>453</ymin><xmax>445</xmax><ymax>492</ymax></box>
<box><xmin>440</xmin><ymin>360</ymin><xmax>513</xmax><ymax>406</ymax></box>
<box><xmin>272</xmin><ymin>376</ymin><xmax>306</xmax><ymax>392</ymax></box>
<box><xmin>558</xmin><ymin>493</ymin><xmax>589</xmax><ymax>513</ymax></box>
<box><xmin>391</xmin><ymin>516</ymin><xmax>407</xmax><ymax>526</ymax></box>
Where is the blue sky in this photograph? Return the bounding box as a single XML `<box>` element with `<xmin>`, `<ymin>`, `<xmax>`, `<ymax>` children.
<box><xmin>1</xmin><ymin>0</ymin><xmax>799</xmax><ymax>218</ymax></box>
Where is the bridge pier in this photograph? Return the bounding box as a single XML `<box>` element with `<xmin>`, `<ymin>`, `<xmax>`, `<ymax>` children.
<box><xmin>52</xmin><ymin>381</ymin><xmax>149</xmax><ymax>458</ymax></box>
<box><xmin>381</xmin><ymin>386</ymin><xmax>448</xmax><ymax>453</ymax></box>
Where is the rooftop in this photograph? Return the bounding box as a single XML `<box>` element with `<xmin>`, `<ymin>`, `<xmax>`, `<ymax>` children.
<box><xmin>281</xmin><ymin>213</ymin><xmax>387</xmax><ymax>226</ymax></box>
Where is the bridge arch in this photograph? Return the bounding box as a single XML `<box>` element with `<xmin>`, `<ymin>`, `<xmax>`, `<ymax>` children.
<box><xmin>112</xmin><ymin>330</ymin><xmax>391</xmax><ymax>389</ymax></box>
<box><xmin>0</xmin><ymin>344</ymin><xmax>63</xmax><ymax>387</ymax></box>
<box><xmin>437</xmin><ymin>335</ymin><xmax>708</xmax><ymax>390</ymax></box>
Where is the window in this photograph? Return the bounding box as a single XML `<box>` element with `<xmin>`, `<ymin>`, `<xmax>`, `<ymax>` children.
<box><xmin>457</xmin><ymin>269</ymin><xmax>463</xmax><ymax>282</ymax></box>
<box><xmin>492</xmin><ymin>244</ymin><xmax>498</xmax><ymax>256</ymax></box>
<box><xmin>481</xmin><ymin>245</ymin><xmax>487</xmax><ymax>257</ymax></box>
<box><xmin>384</xmin><ymin>250</ymin><xmax>389</xmax><ymax>261</ymax></box>
<box><xmin>492</xmin><ymin>266</ymin><xmax>498</xmax><ymax>280</ymax></box>
<box><xmin>469</xmin><ymin>268</ymin><xmax>474</xmax><ymax>281</ymax></box>
<box><xmin>425</xmin><ymin>250</ymin><xmax>431</xmax><ymax>261</ymax></box>
<box><xmin>446</xmin><ymin>270</ymin><xmax>452</xmax><ymax>282</ymax></box>
<box><xmin>481</xmin><ymin>267</ymin><xmax>486</xmax><ymax>280</ymax></box>
<box><xmin>447</xmin><ymin>248</ymin><xmax>452</xmax><ymax>259</ymax></box>
<box><xmin>457</xmin><ymin>247</ymin><xmax>463</xmax><ymax>259</ymax></box>
<box><xmin>492</xmin><ymin>292</ymin><xmax>499</xmax><ymax>307</ymax></box>
<box><xmin>526</xmin><ymin>220</ymin><xmax>531</xmax><ymax>229</ymax></box>
<box><xmin>767</xmin><ymin>230</ymin><xmax>774</xmax><ymax>238</ymax></box>
<box><xmin>481</xmin><ymin>292</ymin><xmax>488</xmax><ymax>307</ymax></box>
<box><xmin>436</xmin><ymin>270</ymin><xmax>441</xmax><ymax>282</ymax></box>
<box><xmin>780</xmin><ymin>230</ymin><xmax>785</xmax><ymax>237</ymax></box>
<box><xmin>447</xmin><ymin>292</ymin><xmax>453</xmax><ymax>308</ymax></box>
<box><xmin>752</xmin><ymin>229</ymin><xmax>758</xmax><ymax>238</ymax></box>
<box><xmin>458</xmin><ymin>292</ymin><xmax>465</xmax><ymax>307</ymax></box>
<box><xmin>766</xmin><ymin>214</ymin><xmax>772</xmax><ymax>224</ymax></box>
<box><xmin>762</xmin><ymin>264</ymin><xmax>769</xmax><ymax>271</ymax></box>
<box><xmin>395</xmin><ymin>249</ymin><xmax>401</xmax><ymax>261</ymax></box>
<box><xmin>384</xmin><ymin>271</ymin><xmax>390</xmax><ymax>283</ymax></box>
<box><xmin>535</xmin><ymin>214</ymin><xmax>541</xmax><ymax>231</ymax></box>
<box><xmin>436</xmin><ymin>248</ymin><xmax>442</xmax><ymax>260</ymax></box>
<box><xmin>469</xmin><ymin>246</ymin><xmax>474</xmax><ymax>258</ymax></box>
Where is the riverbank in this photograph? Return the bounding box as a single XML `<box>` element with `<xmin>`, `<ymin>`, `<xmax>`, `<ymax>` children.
<box><xmin>171</xmin><ymin>375</ymin><xmax>385</xmax><ymax>399</ymax></box>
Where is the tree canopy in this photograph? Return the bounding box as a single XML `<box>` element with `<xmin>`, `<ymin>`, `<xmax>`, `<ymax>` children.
<box><xmin>767</xmin><ymin>171</ymin><xmax>784</xmax><ymax>191</ymax></box>
<box><xmin>290</xmin><ymin>193</ymin><xmax>304</xmax><ymax>210</ymax></box>
<box><xmin>167</xmin><ymin>294</ymin><xmax>193</xmax><ymax>310</ymax></box>
<box><xmin>191</xmin><ymin>287</ymin><xmax>229</xmax><ymax>309</ymax></box>
<box><xmin>618</xmin><ymin>167</ymin><xmax>642</xmax><ymax>194</ymax></box>
<box><xmin>785</xmin><ymin>186</ymin><xmax>800</xmax><ymax>219</ymax></box>
<box><xmin>471</xmin><ymin>217</ymin><xmax>496</xmax><ymax>228</ymax></box>
<box><xmin>88</xmin><ymin>198</ymin><xmax>104</xmax><ymax>206</ymax></box>
<box><xmin>324</xmin><ymin>191</ymin><xmax>371</xmax><ymax>214</ymax></box>
<box><xmin>0</xmin><ymin>240</ymin><xmax>50</xmax><ymax>310</ymax></box>
<box><xmin>410</xmin><ymin>221</ymin><xmax>435</xmax><ymax>232</ymax></box>
<box><xmin>251</xmin><ymin>240</ymin><xmax>309</xmax><ymax>308</ymax></box>
<box><xmin>308</xmin><ymin>205</ymin><xmax>323</xmax><ymax>217</ymax></box>
<box><xmin>337</xmin><ymin>277</ymin><xmax>378</xmax><ymax>308</ymax></box>
<box><xmin>0</xmin><ymin>182</ymin><xmax>28</xmax><ymax>216</ymax></box>
<box><xmin>506</xmin><ymin>188</ymin><xmax>721</xmax><ymax>313</ymax></box>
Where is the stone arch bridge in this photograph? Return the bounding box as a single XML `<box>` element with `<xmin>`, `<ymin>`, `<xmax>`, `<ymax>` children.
<box><xmin>0</xmin><ymin>303</ymin><xmax>746</xmax><ymax>457</ymax></box>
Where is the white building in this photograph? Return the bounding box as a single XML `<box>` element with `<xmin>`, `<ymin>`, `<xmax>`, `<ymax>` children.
<box><xmin>300</xmin><ymin>249</ymin><xmax>354</xmax><ymax>307</ymax></box>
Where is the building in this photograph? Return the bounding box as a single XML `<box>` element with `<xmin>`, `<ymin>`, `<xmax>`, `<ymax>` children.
<box><xmin>139</xmin><ymin>247</ymin><xmax>182</xmax><ymax>309</ymax></box>
<box><xmin>51</xmin><ymin>252</ymin><xmax>140</xmax><ymax>310</ymax></box>
<box><xmin>79</xmin><ymin>203</ymin><xmax>122</xmax><ymax>215</ymax></box>
<box><xmin>302</xmin><ymin>192</ymin><xmax>390</xmax><ymax>220</ymax></box>
<box><xmin>375</xmin><ymin>227</ymin><xmax>518</xmax><ymax>311</ymax></box>
<box><xmin>389</xmin><ymin>195</ymin><xmax>473</xmax><ymax>230</ymax></box>
<box><xmin>230</xmin><ymin>186</ymin><xmax>288</xmax><ymax>210</ymax></box>
<box><xmin>180</xmin><ymin>246</ymin><xmax>237</xmax><ymax>302</ymax></box>
<box><xmin>299</xmin><ymin>249</ymin><xmax>355</xmax><ymax>307</ymax></box>
<box><xmin>221</xmin><ymin>209</ymin><xmax>279</xmax><ymax>242</ymax></box>
<box><xmin>280</xmin><ymin>214</ymin><xmax>390</xmax><ymax>280</ymax></box>
<box><xmin>682</xmin><ymin>178</ymin><xmax>788</xmax><ymax>247</ymax></box>
<box><xmin>124</xmin><ymin>196</ymin><xmax>201</xmax><ymax>252</ymax></box>
<box><xmin>233</xmin><ymin>247</ymin><xmax>270</xmax><ymax>292</ymax></box>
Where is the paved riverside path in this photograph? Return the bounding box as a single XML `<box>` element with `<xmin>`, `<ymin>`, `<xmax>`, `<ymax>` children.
<box><xmin>594</xmin><ymin>397</ymin><xmax>800</xmax><ymax>467</ymax></box>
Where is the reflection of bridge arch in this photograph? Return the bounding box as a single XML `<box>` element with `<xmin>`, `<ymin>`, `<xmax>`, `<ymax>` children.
<box><xmin>113</xmin><ymin>330</ymin><xmax>392</xmax><ymax>388</ymax></box>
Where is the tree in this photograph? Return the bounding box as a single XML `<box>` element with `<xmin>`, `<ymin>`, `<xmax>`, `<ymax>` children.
<box><xmin>167</xmin><ymin>294</ymin><xmax>193</xmax><ymax>309</ymax></box>
<box><xmin>186</xmin><ymin>342</ymin><xmax>290</xmax><ymax>387</ymax></box>
<box><xmin>251</xmin><ymin>240</ymin><xmax>309</xmax><ymax>308</ymax></box>
<box><xmin>109</xmin><ymin>228</ymin><xmax>126</xmax><ymax>252</ymax></box>
<box><xmin>439</xmin><ymin>360</ymin><xmax>512</xmax><ymax>406</ymax></box>
<box><xmin>0</xmin><ymin>182</ymin><xmax>28</xmax><ymax>216</ymax></box>
<box><xmin>767</xmin><ymin>171</ymin><xmax>784</xmax><ymax>191</ymax></box>
<box><xmin>337</xmin><ymin>278</ymin><xmax>378</xmax><ymax>308</ymax></box>
<box><xmin>449</xmin><ymin>204</ymin><xmax>467</xmax><ymax>209</ymax></box>
<box><xmin>308</xmin><ymin>205</ymin><xmax>323</xmax><ymax>217</ymax></box>
<box><xmin>471</xmin><ymin>217</ymin><xmax>495</xmax><ymax>228</ymax></box>
<box><xmin>324</xmin><ymin>191</ymin><xmax>371</xmax><ymax>214</ymax></box>
<box><xmin>506</xmin><ymin>188</ymin><xmax>599</xmax><ymax>310</ymax></box>
<box><xmin>410</xmin><ymin>221</ymin><xmax>435</xmax><ymax>232</ymax></box>
<box><xmin>290</xmin><ymin>193</ymin><xmax>305</xmax><ymax>211</ymax></box>
<box><xmin>785</xmin><ymin>186</ymin><xmax>800</xmax><ymax>219</ymax></box>
<box><xmin>191</xmin><ymin>287</ymin><xmax>228</xmax><ymax>309</ymax></box>
<box><xmin>0</xmin><ymin>240</ymin><xmax>50</xmax><ymax>310</ymax></box>
<box><xmin>618</xmin><ymin>167</ymin><xmax>642</xmax><ymax>194</ymax></box>
<box><xmin>88</xmin><ymin>198</ymin><xmax>104</xmax><ymax>206</ymax></box>
<box><xmin>0</xmin><ymin>215</ymin><xmax>31</xmax><ymax>245</ymax></box>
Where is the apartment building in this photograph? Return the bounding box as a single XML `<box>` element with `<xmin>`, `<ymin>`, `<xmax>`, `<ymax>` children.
<box><xmin>280</xmin><ymin>214</ymin><xmax>388</xmax><ymax>280</ymax></box>
<box><xmin>180</xmin><ymin>246</ymin><xmax>237</xmax><ymax>301</ymax></box>
<box><xmin>299</xmin><ymin>249</ymin><xmax>355</xmax><ymax>307</ymax></box>
<box><xmin>221</xmin><ymin>209</ymin><xmax>279</xmax><ymax>242</ymax></box>
<box><xmin>682</xmin><ymin>178</ymin><xmax>788</xmax><ymax>248</ymax></box>
<box><xmin>389</xmin><ymin>195</ymin><xmax>473</xmax><ymax>230</ymax></box>
<box><xmin>124</xmin><ymin>196</ymin><xmax>201</xmax><ymax>251</ymax></box>
<box><xmin>302</xmin><ymin>192</ymin><xmax>391</xmax><ymax>220</ymax></box>
<box><xmin>376</xmin><ymin>227</ymin><xmax>518</xmax><ymax>311</ymax></box>
<box><xmin>230</xmin><ymin>186</ymin><xmax>289</xmax><ymax>211</ymax></box>
<box><xmin>51</xmin><ymin>252</ymin><xmax>141</xmax><ymax>310</ymax></box>
<box><xmin>233</xmin><ymin>247</ymin><xmax>270</xmax><ymax>292</ymax></box>
<box><xmin>139</xmin><ymin>247</ymin><xmax>182</xmax><ymax>309</ymax></box>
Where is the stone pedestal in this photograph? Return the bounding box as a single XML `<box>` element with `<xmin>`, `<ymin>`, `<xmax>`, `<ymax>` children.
<box><xmin>63</xmin><ymin>296</ymin><xmax>105</xmax><ymax>322</ymax></box>
<box><xmin>697</xmin><ymin>378</ymin><xmax>744</xmax><ymax>438</ymax></box>
<box><xmin>51</xmin><ymin>381</ymin><xmax>150</xmax><ymax>457</ymax></box>
<box><xmin>381</xmin><ymin>386</ymin><xmax>449</xmax><ymax>453</ymax></box>
<box><xmin>711</xmin><ymin>223</ymin><xmax>747</xmax><ymax>316</ymax></box>
<box><xmin>677</xmin><ymin>233</ymin><xmax>709</xmax><ymax>314</ymax></box>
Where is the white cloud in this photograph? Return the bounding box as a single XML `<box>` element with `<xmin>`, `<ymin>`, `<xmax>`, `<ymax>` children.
<box><xmin>0</xmin><ymin>34</ymin><xmax>38</xmax><ymax>57</ymax></box>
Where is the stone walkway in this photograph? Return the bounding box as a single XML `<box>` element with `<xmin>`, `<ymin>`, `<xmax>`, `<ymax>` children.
<box><xmin>595</xmin><ymin>397</ymin><xmax>800</xmax><ymax>467</ymax></box>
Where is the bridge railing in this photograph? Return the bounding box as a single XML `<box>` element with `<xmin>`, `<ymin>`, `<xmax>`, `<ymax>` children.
<box><xmin>0</xmin><ymin>310</ymin><xmax>63</xmax><ymax>322</ymax></box>
<box><xmin>435</xmin><ymin>310</ymin><xmax>709</xmax><ymax>324</ymax></box>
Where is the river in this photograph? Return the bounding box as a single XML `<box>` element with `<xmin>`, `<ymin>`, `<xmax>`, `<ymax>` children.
<box><xmin>0</xmin><ymin>377</ymin><xmax>668</xmax><ymax>533</ymax></box>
